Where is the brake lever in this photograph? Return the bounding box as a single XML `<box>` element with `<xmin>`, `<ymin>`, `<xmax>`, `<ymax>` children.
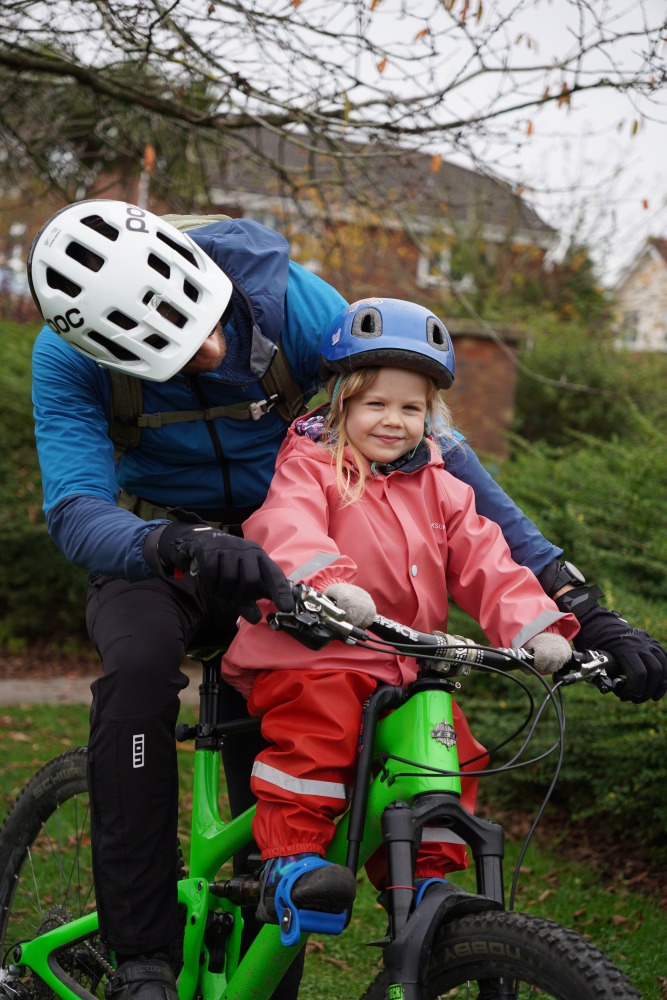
<box><xmin>267</xmin><ymin>583</ymin><xmax>368</xmax><ymax>650</ymax></box>
<box><xmin>552</xmin><ymin>650</ymin><xmax>624</xmax><ymax>694</ymax></box>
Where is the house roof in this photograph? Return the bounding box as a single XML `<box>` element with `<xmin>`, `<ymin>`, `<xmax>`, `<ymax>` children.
<box><xmin>615</xmin><ymin>235</ymin><xmax>667</xmax><ymax>290</ymax></box>
<box><xmin>648</xmin><ymin>237</ymin><xmax>667</xmax><ymax>264</ymax></box>
<box><xmin>206</xmin><ymin>127</ymin><xmax>554</xmax><ymax>246</ymax></box>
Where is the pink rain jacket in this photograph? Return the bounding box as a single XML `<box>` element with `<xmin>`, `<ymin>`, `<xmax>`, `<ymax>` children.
<box><xmin>223</xmin><ymin>420</ymin><xmax>579</xmax><ymax>696</ymax></box>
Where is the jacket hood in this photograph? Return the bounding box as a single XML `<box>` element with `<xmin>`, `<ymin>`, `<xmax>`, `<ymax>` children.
<box><xmin>188</xmin><ymin>219</ymin><xmax>290</xmax><ymax>384</ymax></box>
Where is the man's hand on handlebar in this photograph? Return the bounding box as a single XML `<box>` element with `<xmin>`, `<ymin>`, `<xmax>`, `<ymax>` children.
<box><xmin>573</xmin><ymin>606</ymin><xmax>667</xmax><ymax>704</ymax></box>
<box><xmin>144</xmin><ymin>523</ymin><xmax>294</xmax><ymax>624</ymax></box>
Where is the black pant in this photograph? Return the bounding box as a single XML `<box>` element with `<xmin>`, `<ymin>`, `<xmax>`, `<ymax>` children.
<box><xmin>85</xmin><ymin>572</ymin><xmax>303</xmax><ymax>997</ymax></box>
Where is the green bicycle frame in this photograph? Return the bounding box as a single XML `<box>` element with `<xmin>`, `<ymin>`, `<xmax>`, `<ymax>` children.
<box><xmin>14</xmin><ymin>685</ymin><xmax>464</xmax><ymax>1000</ymax></box>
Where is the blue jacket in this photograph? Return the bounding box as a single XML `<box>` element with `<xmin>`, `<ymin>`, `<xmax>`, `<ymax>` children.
<box><xmin>32</xmin><ymin>218</ymin><xmax>561</xmax><ymax>581</ymax></box>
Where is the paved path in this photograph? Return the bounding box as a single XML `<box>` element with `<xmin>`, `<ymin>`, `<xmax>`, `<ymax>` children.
<box><xmin>0</xmin><ymin>667</ymin><xmax>202</xmax><ymax>706</ymax></box>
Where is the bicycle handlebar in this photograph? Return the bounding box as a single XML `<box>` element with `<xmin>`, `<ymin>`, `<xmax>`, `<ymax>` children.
<box><xmin>267</xmin><ymin>582</ymin><xmax>623</xmax><ymax>694</ymax></box>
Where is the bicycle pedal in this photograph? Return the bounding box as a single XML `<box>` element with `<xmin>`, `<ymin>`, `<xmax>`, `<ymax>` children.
<box><xmin>277</xmin><ymin>902</ymin><xmax>348</xmax><ymax>947</ymax></box>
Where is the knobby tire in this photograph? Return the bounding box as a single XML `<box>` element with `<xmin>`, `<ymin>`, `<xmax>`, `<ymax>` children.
<box><xmin>358</xmin><ymin>910</ymin><xmax>641</xmax><ymax>999</ymax></box>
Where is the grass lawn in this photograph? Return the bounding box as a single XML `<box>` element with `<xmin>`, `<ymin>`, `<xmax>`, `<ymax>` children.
<box><xmin>1</xmin><ymin>704</ymin><xmax>665</xmax><ymax>998</ymax></box>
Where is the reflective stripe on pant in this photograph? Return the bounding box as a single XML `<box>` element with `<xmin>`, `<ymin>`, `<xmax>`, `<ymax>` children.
<box><xmin>248</xmin><ymin>670</ymin><xmax>488</xmax><ymax>886</ymax></box>
<box><xmin>249</xmin><ymin>670</ymin><xmax>377</xmax><ymax>858</ymax></box>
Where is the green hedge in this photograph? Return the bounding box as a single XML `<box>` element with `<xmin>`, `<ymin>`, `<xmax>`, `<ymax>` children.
<box><xmin>496</xmin><ymin>427</ymin><xmax>667</xmax><ymax>635</ymax></box>
<box><xmin>0</xmin><ymin>321</ymin><xmax>89</xmax><ymax>645</ymax></box>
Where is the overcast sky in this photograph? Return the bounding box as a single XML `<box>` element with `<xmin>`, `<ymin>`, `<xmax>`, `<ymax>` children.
<box><xmin>431</xmin><ymin>0</ymin><xmax>667</xmax><ymax>285</ymax></box>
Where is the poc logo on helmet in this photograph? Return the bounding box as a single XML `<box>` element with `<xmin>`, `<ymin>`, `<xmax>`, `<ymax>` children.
<box><xmin>47</xmin><ymin>309</ymin><xmax>84</xmax><ymax>334</ymax></box>
<box><xmin>125</xmin><ymin>205</ymin><xmax>149</xmax><ymax>234</ymax></box>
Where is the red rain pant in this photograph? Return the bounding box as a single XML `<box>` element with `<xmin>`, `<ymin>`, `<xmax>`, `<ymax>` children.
<box><xmin>248</xmin><ymin>669</ymin><xmax>488</xmax><ymax>888</ymax></box>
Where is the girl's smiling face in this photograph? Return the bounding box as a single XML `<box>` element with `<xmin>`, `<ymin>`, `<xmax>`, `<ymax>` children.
<box><xmin>344</xmin><ymin>366</ymin><xmax>430</xmax><ymax>464</ymax></box>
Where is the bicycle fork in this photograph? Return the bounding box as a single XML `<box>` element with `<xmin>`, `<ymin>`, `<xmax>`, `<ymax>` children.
<box><xmin>336</xmin><ymin>679</ymin><xmax>506</xmax><ymax>1000</ymax></box>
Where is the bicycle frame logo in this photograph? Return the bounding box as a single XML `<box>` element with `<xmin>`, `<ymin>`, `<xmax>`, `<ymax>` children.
<box><xmin>431</xmin><ymin>721</ymin><xmax>457</xmax><ymax>748</ymax></box>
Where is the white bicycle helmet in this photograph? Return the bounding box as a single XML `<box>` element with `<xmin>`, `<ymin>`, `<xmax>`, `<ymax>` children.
<box><xmin>27</xmin><ymin>200</ymin><xmax>233</xmax><ymax>381</ymax></box>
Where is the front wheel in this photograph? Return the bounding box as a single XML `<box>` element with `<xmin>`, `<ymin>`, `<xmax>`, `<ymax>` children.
<box><xmin>360</xmin><ymin>910</ymin><xmax>641</xmax><ymax>999</ymax></box>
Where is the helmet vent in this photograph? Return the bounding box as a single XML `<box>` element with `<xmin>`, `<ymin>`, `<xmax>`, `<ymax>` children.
<box><xmin>148</xmin><ymin>253</ymin><xmax>170</xmax><ymax>279</ymax></box>
<box><xmin>81</xmin><ymin>215</ymin><xmax>118</xmax><ymax>242</ymax></box>
<box><xmin>87</xmin><ymin>330</ymin><xmax>140</xmax><ymax>362</ymax></box>
<box><xmin>156</xmin><ymin>230</ymin><xmax>197</xmax><ymax>267</ymax></box>
<box><xmin>46</xmin><ymin>266</ymin><xmax>81</xmax><ymax>298</ymax></box>
<box><xmin>108</xmin><ymin>310</ymin><xmax>138</xmax><ymax>331</ymax></box>
<box><xmin>141</xmin><ymin>290</ymin><xmax>187</xmax><ymax>329</ymax></box>
<box><xmin>156</xmin><ymin>300</ymin><xmax>187</xmax><ymax>329</ymax></box>
<box><xmin>144</xmin><ymin>333</ymin><xmax>170</xmax><ymax>350</ymax></box>
<box><xmin>426</xmin><ymin>318</ymin><xmax>450</xmax><ymax>351</ymax></box>
<box><xmin>80</xmin><ymin>214</ymin><xmax>119</xmax><ymax>241</ymax></box>
<box><xmin>66</xmin><ymin>241</ymin><xmax>104</xmax><ymax>272</ymax></box>
<box><xmin>183</xmin><ymin>279</ymin><xmax>199</xmax><ymax>303</ymax></box>
<box><xmin>351</xmin><ymin>307</ymin><xmax>382</xmax><ymax>339</ymax></box>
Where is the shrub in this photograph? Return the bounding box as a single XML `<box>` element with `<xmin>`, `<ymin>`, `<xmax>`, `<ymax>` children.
<box><xmin>0</xmin><ymin>320</ymin><xmax>88</xmax><ymax>644</ymax></box>
<box><xmin>496</xmin><ymin>426</ymin><xmax>667</xmax><ymax>624</ymax></box>
<box><xmin>513</xmin><ymin>315</ymin><xmax>667</xmax><ymax>446</ymax></box>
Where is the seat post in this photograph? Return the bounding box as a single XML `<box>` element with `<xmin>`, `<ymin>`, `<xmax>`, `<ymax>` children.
<box><xmin>183</xmin><ymin>647</ymin><xmax>225</xmax><ymax>748</ymax></box>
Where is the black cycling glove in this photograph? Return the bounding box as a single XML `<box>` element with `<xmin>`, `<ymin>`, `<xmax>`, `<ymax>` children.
<box><xmin>539</xmin><ymin>559</ymin><xmax>667</xmax><ymax>704</ymax></box>
<box><xmin>571</xmin><ymin>602</ymin><xmax>667</xmax><ymax>704</ymax></box>
<box><xmin>144</xmin><ymin>523</ymin><xmax>294</xmax><ymax>624</ymax></box>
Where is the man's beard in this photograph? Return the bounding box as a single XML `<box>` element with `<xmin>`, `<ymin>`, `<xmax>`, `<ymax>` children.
<box><xmin>180</xmin><ymin>325</ymin><xmax>227</xmax><ymax>375</ymax></box>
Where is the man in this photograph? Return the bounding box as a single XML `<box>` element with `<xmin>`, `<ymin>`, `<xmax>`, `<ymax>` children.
<box><xmin>28</xmin><ymin>200</ymin><xmax>667</xmax><ymax>1000</ymax></box>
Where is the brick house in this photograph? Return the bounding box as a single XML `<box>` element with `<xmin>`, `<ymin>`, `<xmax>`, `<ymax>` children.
<box><xmin>5</xmin><ymin>129</ymin><xmax>555</xmax><ymax>455</ymax></box>
<box><xmin>613</xmin><ymin>237</ymin><xmax>667</xmax><ymax>352</ymax></box>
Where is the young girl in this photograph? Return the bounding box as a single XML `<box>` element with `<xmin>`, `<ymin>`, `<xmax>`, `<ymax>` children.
<box><xmin>222</xmin><ymin>297</ymin><xmax>579</xmax><ymax>926</ymax></box>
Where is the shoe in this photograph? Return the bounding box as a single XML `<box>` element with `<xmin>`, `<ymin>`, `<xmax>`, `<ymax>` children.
<box><xmin>105</xmin><ymin>955</ymin><xmax>178</xmax><ymax>1000</ymax></box>
<box><xmin>256</xmin><ymin>852</ymin><xmax>357</xmax><ymax>924</ymax></box>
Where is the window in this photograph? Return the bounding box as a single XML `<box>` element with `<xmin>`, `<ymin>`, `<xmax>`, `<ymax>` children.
<box><xmin>417</xmin><ymin>249</ymin><xmax>452</xmax><ymax>288</ymax></box>
<box><xmin>620</xmin><ymin>309</ymin><xmax>640</xmax><ymax>347</ymax></box>
<box><xmin>416</xmin><ymin>247</ymin><xmax>476</xmax><ymax>292</ymax></box>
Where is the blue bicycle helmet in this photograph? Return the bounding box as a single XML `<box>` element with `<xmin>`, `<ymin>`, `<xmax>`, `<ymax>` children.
<box><xmin>321</xmin><ymin>298</ymin><xmax>455</xmax><ymax>390</ymax></box>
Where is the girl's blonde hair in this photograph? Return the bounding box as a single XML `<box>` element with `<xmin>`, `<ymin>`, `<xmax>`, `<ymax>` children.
<box><xmin>322</xmin><ymin>368</ymin><xmax>457</xmax><ymax>506</ymax></box>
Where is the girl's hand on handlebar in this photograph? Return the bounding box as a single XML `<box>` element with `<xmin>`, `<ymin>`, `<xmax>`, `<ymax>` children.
<box><xmin>524</xmin><ymin>632</ymin><xmax>572</xmax><ymax>674</ymax></box>
<box><xmin>323</xmin><ymin>583</ymin><xmax>376</xmax><ymax>627</ymax></box>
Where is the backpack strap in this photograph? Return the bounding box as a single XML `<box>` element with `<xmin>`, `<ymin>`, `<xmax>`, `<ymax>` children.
<box><xmin>261</xmin><ymin>342</ymin><xmax>308</xmax><ymax>424</ymax></box>
<box><xmin>108</xmin><ymin>369</ymin><xmax>143</xmax><ymax>457</ymax></box>
<box><xmin>108</xmin><ymin>341</ymin><xmax>307</xmax><ymax>458</ymax></box>
<box><xmin>163</xmin><ymin>212</ymin><xmax>308</xmax><ymax>422</ymax></box>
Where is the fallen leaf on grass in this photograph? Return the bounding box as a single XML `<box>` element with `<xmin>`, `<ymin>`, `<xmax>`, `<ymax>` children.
<box><xmin>321</xmin><ymin>956</ymin><xmax>351</xmax><ymax>971</ymax></box>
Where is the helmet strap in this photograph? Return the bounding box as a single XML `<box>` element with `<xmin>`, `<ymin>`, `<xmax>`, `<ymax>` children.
<box><xmin>330</xmin><ymin>374</ymin><xmax>345</xmax><ymax>411</ymax></box>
